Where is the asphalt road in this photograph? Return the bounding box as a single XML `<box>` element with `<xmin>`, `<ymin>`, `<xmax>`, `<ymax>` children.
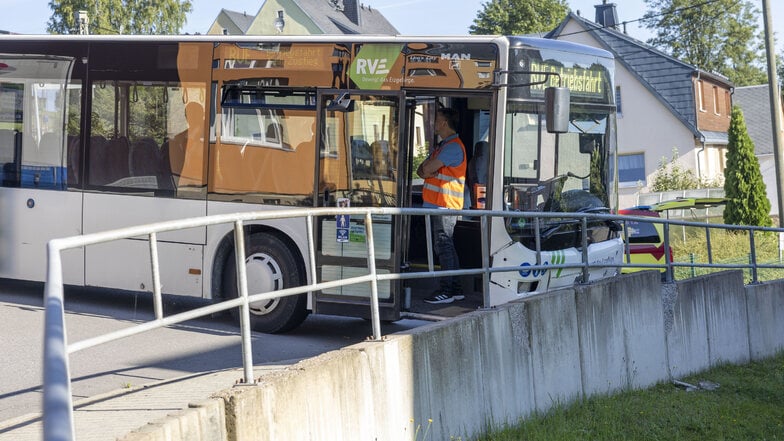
<box><xmin>0</xmin><ymin>279</ymin><xmax>429</xmax><ymax>423</ymax></box>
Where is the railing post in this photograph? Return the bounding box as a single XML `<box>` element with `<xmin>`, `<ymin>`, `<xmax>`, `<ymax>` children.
<box><xmin>233</xmin><ymin>220</ymin><xmax>255</xmax><ymax>384</ymax></box>
<box><xmin>534</xmin><ymin>216</ymin><xmax>542</xmax><ymax>266</ymax></box>
<box><xmin>581</xmin><ymin>216</ymin><xmax>589</xmax><ymax>283</ymax></box>
<box><xmin>779</xmin><ymin>231</ymin><xmax>784</xmax><ymax>263</ymax></box>
<box><xmin>690</xmin><ymin>253</ymin><xmax>696</xmax><ymax>278</ymax></box>
<box><xmin>622</xmin><ymin>219</ymin><xmax>631</xmax><ymax>266</ymax></box>
<box><xmin>663</xmin><ymin>221</ymin><xmax>673</xmax><ymax>282</ymax></box>
<box><xmin>306</xmin><ymin>214</ymin><xmax>318</xmax><ymax>288</ymax></box>
<box><xmin>43</xmin><ymin>241</ymin><xmax>75</xmax><ymax>441</ymax></box>
<box><xmin>425</xmin><ymin>214</ymin><xmax>434</xmax><ymax>272</ymax></box>
<box><xmin>749</xmin><ymin>229</ymin><xmax>758</xmax><ymax>284</ymax></box>
<box><xmin>364</xmin><ymin>212</ymin><xmax>382</xmax><ymax>341</ymax></box>
<box><xmin>480</xmin><ymin>213</ymin><xmax>490</xmax><ymax>308</ymax></box>
<box><xmin>149</xmin><ymin>232</ymin><xmax>163</xmax><ymax>320</ymax></box>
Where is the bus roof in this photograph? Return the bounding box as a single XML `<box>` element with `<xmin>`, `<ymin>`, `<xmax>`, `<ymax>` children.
<box><xmin>0</xmin><ymin>33</ymin><xmax>610</xmax><ymax>59</ymax></box>
<box><xmin>0</xmin><ymin>33</ymin><xmax>504</xmax><ymax>44</ymax></box>
<box><xmin>507</xmin><ymin>36</ymin><xmax>613</xmax><ymax>60</ymax></box>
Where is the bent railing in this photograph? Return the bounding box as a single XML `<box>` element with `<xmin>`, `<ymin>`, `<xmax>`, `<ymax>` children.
<box><xmin>42</xmin><ymin>207</ymin><xmax>784</xmax><ymax>440</ymax></box>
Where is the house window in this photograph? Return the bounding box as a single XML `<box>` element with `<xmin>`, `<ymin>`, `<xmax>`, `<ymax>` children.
<box><xmin>697</xmin><ymin>80</ymin><xmax>706</xmax><ymax>112</ymax></box>
<box><xmin>615</xmin><ymin>85</ymin><xmax>622</xmax><ymax>117</ymax></box>
<box><xmin>713</xmin><ymin>86</ymin><xmax>720</xmax><ymax>115</ymax></box>
<box><xmin>618</xmin><ymin>153</ymin><xmax>646</xmax><ymax>184</ymax></box>
<box><xmin>725</xmin><ymin>91</ymin><xmax>731</xmax><ymax>116</ymax></box>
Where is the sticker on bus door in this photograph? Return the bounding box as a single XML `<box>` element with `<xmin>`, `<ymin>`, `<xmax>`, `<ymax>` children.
<box><xmin>336</xmin><ymin>214</ymin><xmax>350</xmax><ymax>243</ymax></box>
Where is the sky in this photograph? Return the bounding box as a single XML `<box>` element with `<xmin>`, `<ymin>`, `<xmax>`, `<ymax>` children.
<box><xmin>0</xmin><ymin>0</ymin><xmax>781</xmax><ymax>53</ymax></box>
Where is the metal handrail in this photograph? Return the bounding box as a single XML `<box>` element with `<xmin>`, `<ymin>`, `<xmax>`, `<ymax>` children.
<box><xmin>42</xmin><ymin>207</ymin><xmax>784</xmax><ymax>440</ymax></box>
<box><xmin>617</xmin><ymin>213</ymin><xmax>784</xmax><ymax>282</ymax></box>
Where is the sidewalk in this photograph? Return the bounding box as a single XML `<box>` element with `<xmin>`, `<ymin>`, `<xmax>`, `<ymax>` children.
<box><xmin>0</xmin><ymin>363</ymin><xmax>290</xmax><ymax>441</ymax></box>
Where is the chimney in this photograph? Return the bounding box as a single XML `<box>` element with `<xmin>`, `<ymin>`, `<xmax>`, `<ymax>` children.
<box><xmin>594</xmin><ymin>0</ymin><xmax>619</xmax><ymax>30</ymax></box>
<box><xmin>343</xmin><ymin>0</ymin><xmax>361</xmax><ymax>26</ymax></box>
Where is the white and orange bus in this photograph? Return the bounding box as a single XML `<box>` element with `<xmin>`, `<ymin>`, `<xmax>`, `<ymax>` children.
<box><xmin>0</xmin><ymin>34</ymin><xmax>622</xmax><ymax>332</ymax></box>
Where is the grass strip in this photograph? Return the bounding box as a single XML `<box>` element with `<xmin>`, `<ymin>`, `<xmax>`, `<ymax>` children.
<box><xmin>476</xmin><ymin>352</ymin><xmax>784</xmax><ymax>441</ymax></box>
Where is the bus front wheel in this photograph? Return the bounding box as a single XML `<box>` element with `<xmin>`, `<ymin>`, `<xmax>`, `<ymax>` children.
<box><xmin>223</xmin><ymin>233</ymin><xmax>309</xmax><ymax>333</ymax></box>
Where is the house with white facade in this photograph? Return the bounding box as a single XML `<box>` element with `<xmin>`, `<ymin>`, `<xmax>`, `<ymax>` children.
<box><xmin>208</xmin><ymin>0</ymin><xmax>398</xmax><ymax>36</ymax></box>
<box><xmin>547</xmin><ymin>2</ymin><xmax>733</xmax><ymax>208</ymax></box>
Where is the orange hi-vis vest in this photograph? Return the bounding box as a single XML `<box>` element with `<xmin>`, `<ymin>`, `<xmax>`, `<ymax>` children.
<box><xmin>423</xmin><ymin>136</ymin><xmax>467</xmax><ymax>209</ymax></box>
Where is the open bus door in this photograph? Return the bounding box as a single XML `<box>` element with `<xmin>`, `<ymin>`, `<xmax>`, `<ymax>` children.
<box><xmin>0</xmin><ymin>55</ymin><xmax>85</xmax><ymax>284</ymax></box>
<box><xmin>312</xmin><ymin>90</ymin><xmax>406</xmax><ymax>321</ymax></box>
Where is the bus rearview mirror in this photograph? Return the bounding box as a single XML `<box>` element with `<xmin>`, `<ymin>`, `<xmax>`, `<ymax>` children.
<box><xmin>545</xmin><ymin>87</ymin><xmax>569</xmax><ymax>134</ymax></box>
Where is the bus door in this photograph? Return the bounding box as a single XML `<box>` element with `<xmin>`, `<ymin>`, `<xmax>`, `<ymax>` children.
<box><xmin>0</xmin><ymin>55</ymin><xmax>84</xmax><ymax>284</ymax></box>
<box><xmin>312</xmin><ymin>90</ymin><xmax>406</xmax><ymax>321</ymax></box>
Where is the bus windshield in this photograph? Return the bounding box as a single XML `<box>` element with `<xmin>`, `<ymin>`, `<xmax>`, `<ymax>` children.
<box><xmin>503</xmin><ymin>104</ymin><xmax>612</xmax><ymax>203</ymax></box>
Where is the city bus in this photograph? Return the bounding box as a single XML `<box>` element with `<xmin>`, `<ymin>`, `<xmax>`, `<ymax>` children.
<box><xmin>0</xmin><ymin>34</ymin><xmax>622</xmax><ymax>332</ymax></box>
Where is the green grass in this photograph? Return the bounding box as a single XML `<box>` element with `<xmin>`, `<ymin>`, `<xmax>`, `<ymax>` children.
<box><xmin>476</xmin><ymin>352</ymin><xmax>784</xmax><ymax>441</ymax></box>
<box><xmin>667</xmin><ymin>223</ymin><xmax>784</xmax><ymax>282</ymax></box>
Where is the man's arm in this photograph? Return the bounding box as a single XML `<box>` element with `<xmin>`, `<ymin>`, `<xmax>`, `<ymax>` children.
<box><xmin>417</xmin><ymin>155</ymin><xmax>444</xmax><ymax>178</ymax></box>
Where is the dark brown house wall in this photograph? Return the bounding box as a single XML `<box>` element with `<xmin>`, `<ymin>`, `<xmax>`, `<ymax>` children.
<box><xmin>695</xmin><ymin>77</ymin><xmax>731</xmax><ymax>132</ymax></box>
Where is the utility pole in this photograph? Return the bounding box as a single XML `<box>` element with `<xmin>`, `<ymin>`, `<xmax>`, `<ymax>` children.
<box><xmin>76</xmin><ymin>10</ymin><xmax>89</xmax><ymax>35</ymax></box>
<box><xmin>762</xmin><ymin>0</ymin><xmax>784</xmax><ymax>226</ymax></box>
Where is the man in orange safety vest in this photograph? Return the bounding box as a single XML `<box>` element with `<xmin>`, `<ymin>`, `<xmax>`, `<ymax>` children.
<box><xmin>416</xmin><ymin>107</ymin><xmax>466</xmax><ymax>304</ymax></box>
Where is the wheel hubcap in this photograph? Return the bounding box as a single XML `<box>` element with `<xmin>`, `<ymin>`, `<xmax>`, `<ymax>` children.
<box><xmin>244</xmin><ymin>252</ymin><xmax>284</xmax><ymax>316</ymax></box>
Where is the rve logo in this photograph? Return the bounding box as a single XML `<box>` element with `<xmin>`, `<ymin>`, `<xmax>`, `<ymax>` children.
<box><xmin>354</xmin><ymin>58</ymin><xmax>390</xmax><ymax>75</ymax></box>
<box><xmin>350</xmin><ymin>44</ymin><xmax>403</xmax><ymax>89</ymax></box>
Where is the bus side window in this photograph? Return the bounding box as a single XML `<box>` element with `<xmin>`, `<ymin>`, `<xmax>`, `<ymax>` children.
<box><xmin>130</xmin><ymin>137</ymin><xmax>173</xmax><ymax>190</ymax></box>
<box><xmin>88</xmin><ymin>135</ymin><xmax>131</xmax><ymax>186</ymax></box>
<box><xmin>25</xmin><ymin>132</ymin><xmax>65</xmax><ymax>189</ymax></box>
<box><xmin>0</xmin><ymin>129</ymin><xmax>20</xmax><ymax>186</ymax></box>
<box><xmin>20</xmin><ymin>130</ymin><xmax>71</xmax><ymax>190</ymax></box>
<box><xmin>105</xmin><ymin>137</ymin><xmax>131</xmax><ymax>184</ymax></box>
<box><xmin>130</xmin><ymin>137</ymin><xmax>159</xmax><ymax>177</ymax></box>
<box><xmin>67</xmin><ymin>135</ymin><xmax>80</xmax><ymax>186</ymax></box>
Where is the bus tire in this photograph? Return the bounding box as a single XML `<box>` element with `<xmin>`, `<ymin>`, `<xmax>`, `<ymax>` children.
<box><xmin>223</xmin><ymin>233</ymin><xmax>309</xmax><ymax>333</ymax></box>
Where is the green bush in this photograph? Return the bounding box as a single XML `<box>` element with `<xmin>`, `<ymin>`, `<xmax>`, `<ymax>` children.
<box><xmin>723</xmin><ymin>106</ymin><xmax>772</xmax><ymax>227</ymax></box>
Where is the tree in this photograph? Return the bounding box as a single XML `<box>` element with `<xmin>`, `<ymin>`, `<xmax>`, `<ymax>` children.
<box><xmin>641</xmin><ymin>0</ymin><xmax>766</xmax><ymax>86</ymax></box>
<box><xmin>47</xmin><ymin>0</ymin><xmax>193</xmax><ymax>35</ymax></box>
<box><xmin>723</xmin><ymin>106</ymin><xmax>772</xmax><ymax>227</ymax></box>
<box><xmin>469</xmin><ymin>0</ymin><xmax>568</xmax><ymax>35</ymax></box>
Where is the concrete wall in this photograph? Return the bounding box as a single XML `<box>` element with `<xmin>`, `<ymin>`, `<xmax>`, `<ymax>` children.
<box><xmin>746</xmin><ymin>279</ymin><xmax>784</xmax><ymax>360</ymax></box>
<box><xmin>122</xmin><ymin>271</ymin><xmax>784</xmax><ymax>441</ymax></box>
<box><xmin>665</xmin><ymin>271</ymin><xmax>750</xmax><ymax>378</ymax></box>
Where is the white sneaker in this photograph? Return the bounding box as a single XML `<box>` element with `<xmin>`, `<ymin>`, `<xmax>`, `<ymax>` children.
<box><xmin>424</xmin><ymin>293</ymin><xmax>464</xmax><ymax>304</ymax></box>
